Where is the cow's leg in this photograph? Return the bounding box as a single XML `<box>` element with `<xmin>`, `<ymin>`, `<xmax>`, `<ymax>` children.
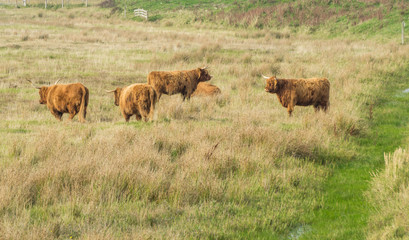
<box><xmin>122</xmin><ymin>111</ymin><xmax>130</xmax><ymax>122</ymax></box>
<box><xmin>51</xmin><ymin>109</ymin><xmax>62</xmax><ymax>121</ymax></box>
<box><xmin>135</xmin><ymin>112</ymin><xmax>142</xmax><ymax>121</ymax></box>
<box><xmin>288</xmin><ymin>94</ymin><xmax>296</xmax><ymax>117</ymax></box>
<box><xmin>314</xmin><ymin>104</ymin><xmax>320</xmax><ymax>112</ymax></box>
<box><xmin>137</xmin><ymin>109</ymin><xmax>149</xmax><ymax>122</ymax></box>
<box><xmin>68</xmin><ymin>113</ymin><xmax>76</xmax><ymax>121</ymax></box>
<box><xmin>322</xmin><ymin>101</ymin><xmax>329</xmax><ymax>112</ymax></box>
<box><xmin>287</xmin><ymin>105</ymin><xmax>294</xmax><ymax>117</ymax></box>
<box><xmin>182</xmin><ymin>87</ymin><xmax>192</xmax><ymax>101</ymax></box>
<box><xmin>185</xmin><ymin>88</ymin><xmax>193</xmax><ymax>101</ymax></box>
<box><xmin>68</xmin><ymin>108</ymin><xmax>78</xmax><ymax>121</ymax></box>
<box><xmin>56</xmin><ymin>112</ymin><xmax>63</xmax><ymax>121</ymax></box>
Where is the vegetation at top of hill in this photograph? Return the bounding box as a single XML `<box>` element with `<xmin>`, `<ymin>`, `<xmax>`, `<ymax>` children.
<box><xmin>102</xmin><ymin>0</ymin><xmax>409</xmax><ymax>39</ymax></box>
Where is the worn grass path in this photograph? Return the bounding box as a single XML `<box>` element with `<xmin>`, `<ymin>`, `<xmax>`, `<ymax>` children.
<box><xmin>300</xmin><ymin>66</ymin><xmax>409</xmax><ymax>239</ymax></box>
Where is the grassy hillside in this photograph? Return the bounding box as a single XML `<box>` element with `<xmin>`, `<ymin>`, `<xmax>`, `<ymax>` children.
<box><xmin>11</xmin><ymin>0</ymin><xmax>409</xmax><ymax>38</ymax></box>
<box><xmin>101</xmin><ymin>0</ymin><xmax>409</xmax><ymax>39</ymax></box>
<box><xmin>1</xmin><ymin>2</ymin><xmax>409</xmax><ymax>239</ymax></box>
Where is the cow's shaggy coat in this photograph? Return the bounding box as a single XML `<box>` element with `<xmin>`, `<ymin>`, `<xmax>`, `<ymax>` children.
<box><xmin>33</xmin><ymin>82</ymin><xmax>89</xmax><ymax>122</ymax></box>
<box><xmin>264</xmin><ymin>76</ymin><xmax>330</xmax><ymax>116</ymax></box>
<box><xmin>191</xmin><ymin>82</ymin><xmax>221</xmax><ymax>97</ymax></box>
<box><xmin>147</xmin><ymin>68</ymin><xmax>212</xmax><ymax>100</ymax></box>
<box><xmin>110</xmin><ymin>83</ymin><xmax>158</xmax><ymax>122</ymax></box>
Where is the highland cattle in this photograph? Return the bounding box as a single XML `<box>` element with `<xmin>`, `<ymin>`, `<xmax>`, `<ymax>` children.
<box><xmin>107</xmin><ymin>83</ymin><xmax>158</xmax><ymax>122</ymax></box>
<box><xmin>191</xmin><ymin>82</ymin><xmax>221</xmax><ymax>97</ymax></box>
<box><xmin>147</xmin><ymin>67</ymin><xmax>212</xmax><ymax>101</ymax></box>
<box><xmin>27</xmin><ymin>80</ymin><xmax>89</xmax><ymax>122</ymax></box>
<box><xmin>263</xmin><ymin>76</ymin><xmax>330</xmax><ymax>116</ymax></box>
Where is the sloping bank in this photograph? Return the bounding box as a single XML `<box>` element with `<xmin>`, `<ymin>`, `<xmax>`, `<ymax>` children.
<box><xmin>367</xmin><ymin>147</ymin><xmax>409</xmax><ymax>239</ymax></box>
<box><xmin>299</xmin><ymin>64</ymin><xmax>409</xmax><ymax>239</ymax></box>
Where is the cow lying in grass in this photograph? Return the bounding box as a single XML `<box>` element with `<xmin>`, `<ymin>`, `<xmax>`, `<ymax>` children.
<box><xmin>147</xmin><ymin>67</ymin><xmax>212</xmax><ymax>101</ymax></box>
<box><xmin>107</xmin><ymin>83</ymin><xmax>158</xmax><ymax>122</ymax></box>
<box><xmin>263</xmin><ymin>75</ymin><xmax>330</xmax><ymax>116</ymax></box>
<box><xmin>27</xmin><ymin>79</ymin><xmax>89</xmax><ymax>122</ymax></box>
<box><xmin>192</xmin><ymin>82</ymin><xmax>221</xmax><ymax>97</ymax></box>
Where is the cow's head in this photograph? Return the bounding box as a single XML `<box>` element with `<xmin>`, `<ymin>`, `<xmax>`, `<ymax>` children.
<box><xmin>27</xmin><ymin>79</ymin><xmax>60</xmax><ymax>104</ymax></box>
<box><xmin>198</xmin><ymin>67</ymin><xmax>212</xmax><ymax>82</ymax></box>
<box><xmin>263</xmin><ymin>75</ymin><xmax>280</xmax><ymax>93</ymax></box>
<box><xmin>106</xmin><ymin>88</ymin><xmax>123</xmax><ymax>106</ymax></box>
<box><xmin>38</xmin><ymin>87</ymin><xmax>49</xmax><ymax>104</ymax></box>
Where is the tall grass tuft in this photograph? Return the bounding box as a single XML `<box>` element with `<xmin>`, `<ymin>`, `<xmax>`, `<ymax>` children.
<box><xmin>367</xmin><ymin>148</ymin><xmax>409</xmax><ymax>240</ymax></box>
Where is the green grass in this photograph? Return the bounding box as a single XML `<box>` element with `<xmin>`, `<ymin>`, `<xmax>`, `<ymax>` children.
<box><xmin>117</xmin><ymin>0</ymin><xmax>278</xmax><ymax>12</ymax></box>
<box><xmin>300</xmin><ymin>64</ymin><xmax>409</xmax><ymax>239</ymax></box>
<box><xmin>0</xmin><ymin>128</ymin><xmax>31</xmax><ymax>134</ymax></box>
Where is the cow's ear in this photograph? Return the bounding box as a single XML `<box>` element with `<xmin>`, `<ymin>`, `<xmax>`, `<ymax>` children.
<box><xmin>276</xmin><ymin>79</ymin><xmax>283</xmax><ymax>89</ymax></box>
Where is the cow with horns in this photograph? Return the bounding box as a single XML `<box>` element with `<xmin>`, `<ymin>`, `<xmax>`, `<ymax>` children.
<box><xmin>106</xmin><ymin>83</ymin><xmax>158</xmax><ymax>122</ymax></box>
<box><xmin>263</xmin><ymin>75</ymin><xmax>330</xmax><ymax>116</ymax></box>
<box><xmin>27</xmin><ymin>79</ymin><xmax>89</xmax><ymax>122</ymax></box>
<box><xmin>147</xmin><ymin>67</ymin><xmax>212</xmax><ymax>101</ymax></box>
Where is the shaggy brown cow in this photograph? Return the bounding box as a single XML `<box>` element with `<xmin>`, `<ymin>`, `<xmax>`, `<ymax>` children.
<box><xmin>107</xmin><ymin>83</ymin><xmax>158</xmax><ymax>122</ymax></box>
<box><xmin>27</xmin><ymin>80</ymin><xmax>89</xmax><ymax>122</ymax></box>
<box><xmin>147</xmin><ymin>67</ymin><xmax>212</xmax><ymax>101</ymax></box>
<box><xmin>191</xmin><ymin>82</ymin><xmax>221</xmax><ymax>97</ymax></box>
<box><xmin>263</xmin><ymin>76</ymin><xmax>330</xmax><ymax>116</ymax></box>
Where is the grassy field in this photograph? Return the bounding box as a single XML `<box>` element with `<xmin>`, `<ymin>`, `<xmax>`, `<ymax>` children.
<box><xmin>1</xmin><ymin>2</ymin><xmax>409</xmax><ymax>239</ymax></box>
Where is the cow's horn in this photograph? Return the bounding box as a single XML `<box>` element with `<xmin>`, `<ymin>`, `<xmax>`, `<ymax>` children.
<box><xmin>26</xmin><ymin>79</ymin><xmax>41</xmax><ymax>89</ymax></box>
<box><xmin>105</xmin><ymin>89</ymin><xmax>116</xmax><ymax>93</ymax></box>
<box><xmin>201</xmin><ymin>66</ymin><xmax>208</xmax><ymax>70</ymax></box>
<box><xmin>54</xmin><ymin>79</ymin><xmax>61</xmax><ymax>85</ymax></box>
<box><xmin>262</xmin><ymin>74</ymin><xmax>270</xmax><ymax>79</ymax></box>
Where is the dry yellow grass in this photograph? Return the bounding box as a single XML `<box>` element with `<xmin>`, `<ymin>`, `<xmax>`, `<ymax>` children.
<box><xmin>367</xmin><ymin>147</ymin><xmax>409</xmax><ymax>240</ymax></box>
<box><xmin>1</xmin><ymin>6</ymin><xmax>409</xmax><ymax>239</ymax></box>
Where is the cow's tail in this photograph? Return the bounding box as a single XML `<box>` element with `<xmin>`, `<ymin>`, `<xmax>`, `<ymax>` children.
<box><xmin>148</xmin><ymin>87</ymin><xmax>158</xmax><ymax>121</ymax></box>
<box><xmin>78</xmin><ymin>87</ymin><xmax>89</xmax><ymax>123</ymax></box>
<box><xmin>324</xmin><ymin>78</ymin><xmax>330</xmax><ymax>112</ymax></box>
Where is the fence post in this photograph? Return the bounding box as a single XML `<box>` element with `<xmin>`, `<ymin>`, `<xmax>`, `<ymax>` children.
<box><xmin>45</xmin><ymin>0</ymin><xmax>47</xmax><ymax>8</ymax></box>
<box><xmin>62</xmin><ymin>0</ymin><xmax>63</xmax><ymax>8</ymax></box>
<box><xmin>402</xmin><ymin>21</ymin><xmax>406</xmax><ymax>45</ymax></box>
<box><xmin>23</xmin><ymin>0</ymin><xmax>26</xmax><ymax>6</ymax></box>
